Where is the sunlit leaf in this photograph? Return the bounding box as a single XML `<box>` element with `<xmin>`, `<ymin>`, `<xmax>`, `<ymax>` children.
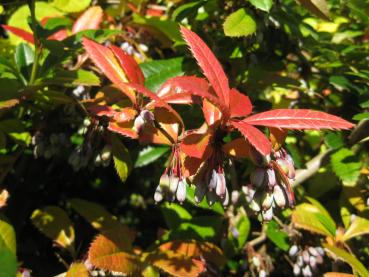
<box><xmin>88</xmin><ymin>230</ymin><xmax>141</xmax><ymax>274</ymax></box>
<box><xmin>223</xmin><ymin>8</ymin><xmax>257</xmax><ymax>37</ymax></box>
<box><xmin>66</xmin><ymin>263</ymin><xmax>88</xmax><ymax>277</ymax></box>
<box><xmin>292</xmin><ymin>203</ymin><xmax>336</xmax><ymax>237</ymax></box>
<box><xmin>134</xmin><ymin>146</ymin><xmax>170</xmax><ymax>168</ymax></box>
<box><xmin>157</xmin><ymin>240</ymin><xmax>226</xmax><ymax>267</ymax></box>
<box><xmin>331</xmin><ymin>148</ymin><xmax>361</xmax><ymax>185</ymax></box>
<box><xmin>161</xmin><ymin>202</ymin><xmax>192</xmax><ymax>230</ymax></box>
<box><xmin>248</xmin><ymin>0</ymin><xmax>273</xmax><ymax>12</ymax></box>
<box><xmin>146</xmin><ymin>250</ymin><xmax>205</xmax><ymax>277</ymax></box>
<box><xmin>324</xmin><ymin>244</ymin><xmax>369</xmax><ymax>277</ymax></box>
<box><xmin>342</xmin><ymin>210</ymin><xmax>369</xmax><ymax>241</ymax></box>
<box><xmin>111</xmin><ymin>134</ymin><xmax>132</xmax><ymax>182</ymax></box>
<box><xmin>72</xmin><ymin>6</ymin><xmax>103</xmax><ymax>34</ymax></box>
<box><xmin>229</xmin><ymin>88</ymin><xmax>252</xmax><ymax>118</ymax></box>
<box><xmin>0</xmin><ymin>214</ymin><xmax>16</xmax><ymax>255</ymax></box>
<box><xmin>244</xmin><ymin>109</ymin><xmax>354</xmax><ymax>130</ymax></box>
<box><xmin>51</xmin><ymin>0</ymin><xmax>91</xmax><ymax>13</ymax></box>
<box><xmin>266</xmin><ymin>220</ymin><xmax>290</xmax><ymax>251</ymax></box>
<box><xmin>31</xmin><ymin>206</ymin><xmax>75</xmax><ymax>255</ymax></box>
<box><xmin>180</xmin><ymin>26</ymin><xmax>230</xmax><ymax>107</ymax></box>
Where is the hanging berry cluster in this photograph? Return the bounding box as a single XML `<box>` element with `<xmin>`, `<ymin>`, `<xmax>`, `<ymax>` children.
<box><xmin>82</xmin><ymin>26</ymin><xmax>353</xmax><ymax>221</ymax></box>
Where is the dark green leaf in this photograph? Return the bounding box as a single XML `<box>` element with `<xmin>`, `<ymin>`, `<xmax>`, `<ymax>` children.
<box><xmin>330</xmin><ymin>148</ymin><xmax>361</xmax><ymax>185</ymax></box>
<box><xmin>266</xmin><ymin>220</ymin><xmax>290</xmax><ymax>251</ymax></box>
<box><xmin>15</xmin><ymin>43</ymin><xmax>34</xmax><ymax>70</ymax></box>
<box><xmin>352</xmin><ymin>112</ymin><xmax>369</xmax><ymax>121</ymax></box>
<box><xmin>324</xmin><ymin>133</ymin><xmax>344</xmax><ymax>149</ymax></box>
<box><xmin>0</xmin><ymin>248</ymin><xmax>17</xmax><ymax>277</ymax></box>
<box><xmin>140</xmin><ymin>58</ymin><xmax>184</xmax><ymax>92</ymax></box>
<box><xmin>43</xmin><ymin>69</ymin><xmax>100</xmax><ymax>87</ymax></box>
<box><xmin>161</xmin><ymin>202</ymin><xmax>192</xmax><ymax>230</ymax></box>
<box><xmin>134</xmin><ymin>146</ymin><xmax>170</xmax><ymax>168</ymax></box>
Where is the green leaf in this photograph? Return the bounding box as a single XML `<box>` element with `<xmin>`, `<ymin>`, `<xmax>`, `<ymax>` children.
<box><xmin>292</xmin><ymin>202</ymin><xmax>336</xmax><ymax>237</ymax></box>
<box><xmin>234</xmin><ymin>209</ymin><xmax>250</xmax><ymax>249</ymax></box>
<box><xmin>0</xmin><ymin>119</ymin><xmax>31</xmax><ymax>146</ymax></box>
<box><xmin>43</xmin><ymin>69</ymin><xmax>100</xmax><ymax>86</ymax></box>
<box><xmin>69</xmin><ymin>198</ymin><xmax>125</xmax><ymax>232</ymax></box>
<box><xmin>0</xmin><ymin>248</ymin><xmax>17</xmax><ymax>277</ymax></box>
<box><xmin>140</xmin><ymin>58</ymin><xmax>184</xmax><ymax>92</ymax></box>
<box><xmin>172</xmin><ymin>1</ymin><xmax>204</xmax><ymax>21</ymax></box>
<box><xmin>223</xmin><ymin>8</ymin><xmax>257</xmax><ymax>37</ymax></box>
<box><xmin>0</xmin><ymin>214</ymin><xmax>16</xmax><ymax>255</ymax></box>
<box><xmin>297</xmin><ymin>0</ymin><xmax>330</xmax><ymax>21</ymax></box>
<box><xmin>248</xmin><ymin>0</ymin><xmax>273</xmax><ymax>12</ymax></box>
<box><xmin>7</xmin><ymin>2</ymin><xmax>63</xmax><ymax>45</ymax></box>
<box><xmin>51</xmin><ymin>0</ymin><xmax>91</xmax><ymax>13</ymax></box>
<box><xmin>31</xmin><ymin>89</ymin><xmax>74</xmax><ymax>105</ymax></box>
<box><xmin>324</xmin><ymin>133</ymin><xmax>344</xmax><ymax>149</ymax></box>
<box><xmin>352</xmin><ymin>112</ymin><xmax>369</xmax><ymax>121</ymax></box>
<box><xmin>111</xmin><ymin>134</ymin><xmax>132</xmax><ymax>182</ymax></box>
<box><xmin>266</xmin><ymin>220</ymin><xmax>290</xmax><ymax>251</ymax></box>
<box><xmin>31</xmin><ymin>206</ymin><xmax>75</xmax><ymax>256</ymax></box>
<box><xmin>66</xmin><ymin>263</ymin><xmax>89</xmax><ymax>277</ymax></box>
<box><xmin>323</xmin><ymin>244</ymin><xmax>369</xmax><ymax>277</ymax></box>
<box><xmin>15</xmin><ymin>43</ymin><xmax>34</xmax><ymax>70</ymax></box>
<box><xmin>161</xmin><ymin>202</ymin><xmax>192</xmax><ymax>230</ymax></box>
<box><xmin>342</xmin><ymin>209</ymin><xmax>369</xmax><ymax>241</ymax></box>
<box><xmin>132</xmin><ymin>14</ymin><xmax>182</xmax><ymax>43</ymax></box>
<box><xmin>134</xmin><ymin>146</ymin><xmax>170</xmax><ymax>168</ymax></box>
<box><xmin>330</xmin><ymin>148</ymin><xmax>361</xmax><ymax>185</ymax></box>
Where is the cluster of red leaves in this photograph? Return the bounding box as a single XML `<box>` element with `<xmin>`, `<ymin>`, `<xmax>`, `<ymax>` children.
<box><xmin>79</xmin><ymin>25</ymin><xmax>353</xmax><ymax>207</ymax></box>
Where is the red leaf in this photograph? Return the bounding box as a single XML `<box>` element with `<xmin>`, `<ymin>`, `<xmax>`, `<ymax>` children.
<box><xmin>222</xmin><ymin>138</ymin><xmax>251</xmax><ymax>158</ymax></box>
<box><xmin>88</xmin><ymin>105</ymin><xmax>116</xmax><ymax>117</ymax></box>
<box><xmin>108</xmin><ymin>122</ymin><xmax>138</xmax><ymax>139</ymax></box>
<box><xmin>180</xmin><ymin>128</ymin><xmax>213</xmax><ymax>159</ymax></box>
<box><xmin>202</xmin><ymin>99</ymin><xmax>222</xmax><ymax>126</ymax></box>
<box><xmin>229</xmin><ymin>88</ymin><xmax>252</xmax><ymax>118</ymax></box>
<box><xmin>231</xmin><ymin>120</ymin><xmax>271</xmax><ymax>155</ymax></box>
<box><xmin>110</xmin><ymin>45</ymin><xmax>145</xmax><ymax>85</ymax></box>
<box><xmin>82</xmin><ymin>38</ymin><xmax>136</xmax><ymax>104</ymax></box>
<box><xmin>2</xmin><ymin>25</ymin><xmax>34</xmax><ymax>44</ymax></box>
<box><xmin>159</xmin><ymin>76</ymin><xmax>228</xmax><ymax>117</ymax></box>
<box><xmin>180</xmin><ymin>27</ymin><xmax>230</xmax><ymax>107</ymax></box>
<box><xmin>244</xmin><ymin>109</ymin><xmax>354</xmax><ymax>130</ymax></box>
<box><xmin>156</xmin><ymin>76</ymin><xmax>208</xmax><ymax>105</ymax></box>
<box><xmin>72</xmin><ymin>6</ymin><xmax>103</xmax><ymax>34</ymax></box>
<box><xmin>48</xmin><ymin>29</ymin><xmax>68</xmax><ymax>41</ymax></box>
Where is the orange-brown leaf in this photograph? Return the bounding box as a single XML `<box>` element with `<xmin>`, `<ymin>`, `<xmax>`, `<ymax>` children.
<box><xmin>88</xmin><ymin>230</ymin><xmax>141</xmax><ymax>274</ymax></box>
<box><xmin>72</xmin><ymin>6</ymin><xmax>103</xmax><ymax>34</ymax></box>
<box><xmin>147</xmin><ymin>250</ymin><xmax>205</xmax><ymax>277</ymax></box>
<box><xmin>158</xmin><ymin>240</ymin><xmax>226</xmax><ymax>267</ymax></box>
<box><xmin>180</xmin><ymin>130</ymin><xmax>213</xmax><ymax>159</ymax></box>
<box><xmin>222</xmin><ymin>138</ymin><xmax>250</xmax><ymax>158</ymax></box>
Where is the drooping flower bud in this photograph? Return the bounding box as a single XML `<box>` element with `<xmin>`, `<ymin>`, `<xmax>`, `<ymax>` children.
<box><xmin>140</xmin><ymin>109</ymin><xmax>155</xmax><ymax>122</ymax></box>
<box><xmin>262</xmin><ymin>191</ymin><xmax>274</xmax><ymax>210</ymax></box>
<box><xmin>216</xmin><ymin>172</ymin><xmax>226</xmax><ymax>198</ymax></box>
<box><xmin>302</xmin><ymin>250</ymin><xmax>310</xmax><ymax>264</ymax></box>
<box><xmin>169</xmin><ymin>175</ymin><xmax>179</xmax><ymax>194</ymax></box>
<box><xmin>289</xmin><ymin>245</ymin><xmax>299</xmax><ymax>257</ymax></box>
<box><xmin>208</xmin><ymin>169</ymin><xmax>218</xmax><ymax>191</ymax></box>
<box><xmin>133</xmin><ymin>115</ymin><xmax>145</xmax><ymax>133</ymax></box>
<box><xmin>293</xmin><ymin>264</ymin><xmax>301</xmax><ymax>276</ymax></box>
<box><xmin>273</xmin><ymin>185</ymin><xmax>287</xmax><ymax>208</ymax></box>
<box><xmin>308</xmin><ymin>247</ymin><xmax>318</xmax><ymax>257</ymax></box>
<box><xmin>231</xmin><ymin>190</ymin><xmax>239</xmax><ymax>204</ymax></box>
<box><xmin>154</xmin><ymin>185</ymin><xmax>164</xmax><ymax>203</ymax></box>
<box><xmin>242</xmin><ymin>185</ymin><xmax>256</xmax><ymax>203</ymax></box>
<box><xmin>262</xmin><ymin>206</ymin><xmax>273</xmax><ymax>221</ymax></box>
<box><xmin>302</xmin><ymin>265</ymin><xmax>312</xmax><ymax>277</ymax></box>
<box><xmin>266</xmin><ymin>168</ymin><xmax>276</xmax><ymax>188</ymax></box>
<box><xmin>251</xmin><ymin>168</ymin><xmax>266</xmax><ymax>187</ymax></box>
<box><xmin>101</xmin><ymin>145</ymin><xmax>112</xmax><ymax>161</ymax></box>
<box><xmin>309</xmin><ymin>256</ymin><xmax>317</xmax><ymax>269</ymax></box>
<box><xmin>176</xmin><ymin>180</ymin><xmax>186</xmax><ymax>203</ymax></box>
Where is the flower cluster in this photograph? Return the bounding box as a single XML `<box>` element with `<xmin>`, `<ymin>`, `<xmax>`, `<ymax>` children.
<box><xmin>243</xmin><ymin>147</ymin><xmax>295</xmax><ymax>221</ymax></box>
<box><xmin>288</xmin><ymin>245</ymin><xmax>325</xmax><ymax>277</ymax></box>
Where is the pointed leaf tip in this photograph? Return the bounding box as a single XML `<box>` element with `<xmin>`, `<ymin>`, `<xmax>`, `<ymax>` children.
<box><xmin>244</xmin><ymin>109</ymin><xmax>354</xmax><ymax>130</ymax></box>
<box><xmin>180</xmin><ymin>26</ymin><xmax>230</xmax><ymax>108</ymax></box>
